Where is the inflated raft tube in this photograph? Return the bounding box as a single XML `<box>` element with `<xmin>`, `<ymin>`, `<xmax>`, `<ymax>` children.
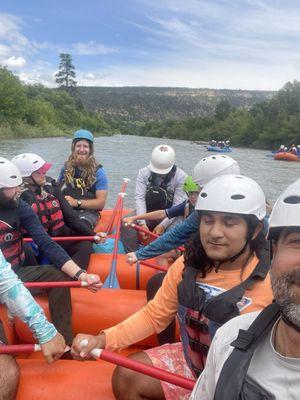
<box><xmin>88</xmin><ymin>253</ymin><xmax>158</xmax><ymax>290</ymax></box>
<box><xmin>207</xmin><ymin>145</ymin><xmax>232</xmax><ymax>153</ymax></box>
<box><xmin>273</xmin><ymin>152</ymin><xmax>300</xmax><ymax>161</ymax></box>
<box><xmin>95</xmin><ymin>208</ymin><xmax>133</xmax><ymax>233</ymax></box>
<box><xmin>17</xmin><ymin>359</ymin><xmax>116</xmax><ymax>400</ymax></box>
<box><xmin>11</xmin><ymin>289</ymin><xmax>159</xmax><ymax>349</ymax></box>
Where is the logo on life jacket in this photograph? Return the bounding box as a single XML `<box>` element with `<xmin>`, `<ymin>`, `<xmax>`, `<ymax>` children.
<box><xmin>4</xmin><ymin>233</ymin><xmax>13</xmax><ymax>242</ymax></box>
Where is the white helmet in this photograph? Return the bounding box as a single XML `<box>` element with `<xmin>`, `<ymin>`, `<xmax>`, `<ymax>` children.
<box><xmin>195</xmin><ymin>174</ymin><xmax>266</xmax><ymax>221</ymax></box>
<box><xmin>149</xmin><ymin>145</ymin><xmax>175</xmax><ymax>174</ymax></box>
<box><xmin>268</xmin><ymin>178</ymin><xmax>300</xmax><ymax>239</ymax></box>
<box><xmin>11</xmin><ymin>153</ymin><xmax>52</xmax><ymax>178</ymax></box>
<box><xmin>192</xmin><ymin>155</ymin><xmax>240</xmax><ymax>187</ymax></box>
<box><xmin>0</xmin><ymin>157</ymin><xmax>22</xmax><ymax>188</ymax></box>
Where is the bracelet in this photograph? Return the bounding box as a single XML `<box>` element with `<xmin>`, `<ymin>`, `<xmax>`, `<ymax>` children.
<box><xmin>73</xmin><ymin>269</ymin><xmax>86</xmax><ymax>281</ymax></box>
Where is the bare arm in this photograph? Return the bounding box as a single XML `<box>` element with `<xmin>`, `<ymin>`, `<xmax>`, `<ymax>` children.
<box><xmin>65</xmin><ymin>189</ymin><xmax>107</xmax><ymax>211</ymax></box>
<box><xmin>123</xmin><ymin>209</ymin><xmax>167</xmax><ymax>225</ymax></box>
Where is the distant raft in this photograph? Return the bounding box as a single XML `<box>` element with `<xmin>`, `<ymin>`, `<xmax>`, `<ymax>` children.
<box><xmin>207</xmin><ymin>145</ymin><xmax>232</xmax><ymax>153</ymax></box>
<box><xmin>273</xmin><ymin>152</ymin><xmax>300</xmax><ymax>162</ymax></box>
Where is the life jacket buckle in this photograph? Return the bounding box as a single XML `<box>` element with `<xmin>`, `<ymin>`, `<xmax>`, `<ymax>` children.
<box><xmin>230</xmin><ymin>329</ymin><xmax>255</xmax><ymax>351</ymax></box>
<box><xmin>186</xmin><ymin>315</ymin><xmax>209</xmax><ymax>333</ymax></box>
<box><xmin>188</xmin><ymin>337</ymin><xmax>209</xmax><ymax>356</ymax></box>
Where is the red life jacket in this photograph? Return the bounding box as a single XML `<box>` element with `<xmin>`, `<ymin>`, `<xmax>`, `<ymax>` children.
<box><xmin>0</xmin><ymin>209</ymin><xmax>24</xmax><ymax>268</ymax></box>
<box><xmin>177</xmin><ymin>253</ymin><xmax>269</xmax><ymax>378</ymax></box>
<box><xmin>26</xmin><ymin>191</ymin><xmax>65</xmax><ymax>236</ymax></box>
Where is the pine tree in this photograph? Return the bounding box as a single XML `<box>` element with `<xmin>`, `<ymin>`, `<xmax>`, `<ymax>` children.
<box><xmin>55</xmin><ymin>53</ymin><xmax>77</xmax><ymax>92</ymax></box>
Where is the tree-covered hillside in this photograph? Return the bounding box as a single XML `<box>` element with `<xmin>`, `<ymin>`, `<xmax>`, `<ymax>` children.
<box><xmin>137</xmin><ymin>81</ymin><xmax>300</xmax><ymax>149</ymax></box>
<box><xmin>78</xmin><ymin>86</ymin><xmax>274</xmax><ymax>121</ymax></box>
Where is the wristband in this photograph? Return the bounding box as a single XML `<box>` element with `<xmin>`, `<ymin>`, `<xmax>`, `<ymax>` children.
<box><xmin>73</xmin><ymin>269</ymin><xmax>86</xmax><ymax>281</ymax></box>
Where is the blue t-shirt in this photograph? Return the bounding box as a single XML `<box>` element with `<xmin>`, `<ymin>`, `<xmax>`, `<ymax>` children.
<box><xmin>165</xmin><ymin>200</ymin><xmax>187</xmax><ymax>219</ymax></box>
<box><xmin>58</xmin><ymin>165</ymin><xmax>108</xmax><ymax>192</ymax></box>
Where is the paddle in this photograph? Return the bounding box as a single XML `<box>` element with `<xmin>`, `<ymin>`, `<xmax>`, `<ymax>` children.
<box><xmin>102</xmin><ymin>191</ymin><xmax>127</xmax><ymax>289</ymax></box>
<box><xmin>0</xmin><ymin>343</ymin><xmax>195</xmax><ymax>391</ymax></box>
<box><xmin>24</xmin><ymin>281</ymin><xmax>89</xmax><ymax>288</ymax></box>
<box><xmin>24</xmin><ymin>234</ymin><xmax>113</xmax><ymax>243</ymax></box>
<box><xmin>140</xmin><ymin>260</ymin><xmax>168</xmax><ymax>273</ymax></box>
<box><xmin>125</xmin><ymin>223</ymin><xmax>185</xmax><ymax>252</ymax></box>
<box><xmin>105</xmin><ymin>178</ymin><xmax>130</xmax><ymax>234</ymax></box>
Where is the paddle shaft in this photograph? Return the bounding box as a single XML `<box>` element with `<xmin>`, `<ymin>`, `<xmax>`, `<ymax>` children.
<box><xmin>105</xmin><ymin>178</ymin><xmax>129</xmax><ymax>234</ymax></box>
<box><xmin>140</xmin><ymin>260</ymin><xmax>168</xmax><ymax>272</ymax></box>
<box><xmin>107</xmin><ymin>192</ymin><xmax>126</xmax><ymax>288</ymax></box>
<box><xmin>24</xmin><ymin>235</ymin><xmax>114</xmax><ymax>243</ymax></box>
<box><xmin>98</xmin><ymin>349</ymin><xmax>195</xmax><ymax>391</ymax></box>
<box><xmin>24</xmin><ymin>281</ymin><xmax>88</xmax><ymax>288</ymax></box>
<box><xmin>0</xmin><ymin>345</ymin><xmax>195</xmax><ymax>391</ymax></box>
<box><xmin>129</xmin><ymin>224</ymin><xmax>184</xmax><ymax>252</ymax></box>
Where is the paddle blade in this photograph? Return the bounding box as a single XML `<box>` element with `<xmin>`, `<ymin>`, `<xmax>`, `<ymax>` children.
<box><xmin>102</xmin><ymin>273</ymin><xmax>120</xmax><ymax>289</ymax></box>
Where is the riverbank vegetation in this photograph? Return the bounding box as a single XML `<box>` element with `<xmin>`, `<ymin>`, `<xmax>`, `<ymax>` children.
<box><xmin>0</xmin><ymin>66</ymin><xmax>111</xmax><ymax>139</ymax></box>
<box><xmin>131</xmin><ymin>81</ymin><xmax>300</xmax><ymax>149</ymax></box>
<box><xmin>1</xmin><ymin>64</ymin><xmax>300</xmax><ymax>149</ymax></box>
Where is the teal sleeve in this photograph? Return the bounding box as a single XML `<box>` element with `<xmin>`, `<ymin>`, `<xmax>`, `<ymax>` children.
<box><xmin>0</xmin><ymin>250</ymin><xmax>57</xmax><ymax>344</ymax></box>
<box><xmin>136</xmin><ymin>211</ymin><xmax>199</xmax><ymax>260</ymax></box>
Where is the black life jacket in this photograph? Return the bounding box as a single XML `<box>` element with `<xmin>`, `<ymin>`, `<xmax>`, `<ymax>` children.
<box><xmin>62</xmin><ymin>164</ymin><xmax>103</xmax><ymax>200</ymax></box>
<box><xmin>21</xmin><ymin>189</ymin><xmax>65</xmax><ymax>236</ymax></box>
<box><xmin>214</xmin><ymin>302</ymin><xmax>280</xmax><ymax>400</ymax></box>
<box><xmin>145</xmin><ymin>165</ymin><xmax>176</xmax><ymax>212</ymax></box>
<box><xmin>0</xmin><ymin>209</ymin><xmax>24</xmax><ymax>268</ymax></box>
<box><xmin>177</xmin><ymin>247</ymin><xmax>270</xmax><ymax>378</ymax></box>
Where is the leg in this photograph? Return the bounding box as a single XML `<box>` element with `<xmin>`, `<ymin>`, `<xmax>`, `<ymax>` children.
<box><xmin>120</xmin><ymin>223</ymin><xmax>140</xmax><ymax>253</ymax></box>
<box><xmin>0</xmin><ymin>355</ymin><xmax>20</xmax><ymax>400</ymax></box>
<box><xmin>17</xmin><ymin>265</ymin><xmax>73</xmax><ymax>345</ymax></box>
<box><xmin>112</xmin><ymin>351</ymin><xmax>165</xmax><ymax>400</ymax></box>
<box><xmin>60</xmin><ymin>240</ymin><xmax>92</xmax><ymax>270</ymax></box>
<box><xmin>146</xmin><ymin>273</ymin><xmax>176</xmax><ymax>345</ymax></box>
<box><xmin>23</xmin><ymin>243</ymin><xmax>38</xmax><ymax>266</ymax></box>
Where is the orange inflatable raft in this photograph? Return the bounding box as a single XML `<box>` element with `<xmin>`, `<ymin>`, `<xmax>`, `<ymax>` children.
<box><xmin>273</xmin><ymin>152</ymin><xmax>300</xmax><ymax>161</ymax></box>
<box><xmin>1</xmin><ymin>208</ymin><xmax>171</xmax><ymax>398</ymax></box>
<box><xmin>0</xmin><ymin>289</ymin><xmax>161</xmax><ymax>399</ymax></box>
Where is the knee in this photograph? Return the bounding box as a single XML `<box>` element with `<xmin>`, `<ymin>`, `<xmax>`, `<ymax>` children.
<box><xmin>112</xmin><ymin>365</ymin><xmax>134</xmax><ymax>399</ymax></box>
<box><xmin>146</xmin><ymin>273</ymin><xmax>166</xmax><ymax>301</ymax></box>
<box><xmin>0</xmin><ymin>356</ymin><xmax>20</xmax><ymax>399</ymax></box>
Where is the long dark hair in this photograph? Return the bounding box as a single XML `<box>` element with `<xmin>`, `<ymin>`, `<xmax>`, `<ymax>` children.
<box><xmin>183</xmin><ymin>212</ymin><xmax>266</xmax><ymax>278</ymax></box>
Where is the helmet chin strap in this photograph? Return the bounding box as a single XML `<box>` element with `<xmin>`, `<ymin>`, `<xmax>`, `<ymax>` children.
<box><xmin>27</xmin><ymin>176</ymin><xmax>42</xmax><ymax>195</ymax></box>
<box><xmin>212</xmin><ymin>240</ymin><xmax>249</xmax><ymax>272</ymax></box>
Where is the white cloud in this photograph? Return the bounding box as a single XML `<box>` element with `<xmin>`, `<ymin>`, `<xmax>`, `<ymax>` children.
<box><xmin>73</xmin><ymin>41</ymin><xmax>118</xmax><ymax>55</ymax></box>
<box><xmin>0</xmin><ymin>13</ymin><xmax>33</xmax><ymax>52</ymax></box>
<box><xmin>2</xmin><ymin>56</ymin><xmax>26</xmax><ymax>68</ymax></box>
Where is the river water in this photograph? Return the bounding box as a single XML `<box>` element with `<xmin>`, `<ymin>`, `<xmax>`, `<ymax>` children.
<box><xmin>1</xmin><ymin>135</ymin><xmax>299</xmax><ymax>208</ymax></box>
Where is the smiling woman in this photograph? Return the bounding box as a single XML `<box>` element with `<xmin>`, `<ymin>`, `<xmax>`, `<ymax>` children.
<box><xmin>58</xmin><ymin>129</ymin><xmax>108</xmax><ymax>229</ymax></box>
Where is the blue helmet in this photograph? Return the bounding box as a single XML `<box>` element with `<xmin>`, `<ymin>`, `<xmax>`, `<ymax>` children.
<box><xmin>73</xmin><ymin>129</ymin><xmax>94</xmax><ymax>143</ymax></box>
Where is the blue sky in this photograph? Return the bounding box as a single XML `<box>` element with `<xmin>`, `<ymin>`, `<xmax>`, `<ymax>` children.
<box><xmin>1</xmin><ymin>0</ymin><xmax>300</xmax><ymax>90</ymax></box>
